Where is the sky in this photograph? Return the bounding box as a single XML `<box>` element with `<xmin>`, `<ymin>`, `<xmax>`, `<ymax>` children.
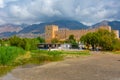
<box><xmin>0</xmin><ymin>0</ymin><xmax>120</xmax><ymax>25</ymax></box>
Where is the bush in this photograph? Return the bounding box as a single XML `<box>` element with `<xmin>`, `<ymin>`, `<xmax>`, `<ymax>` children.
<box><xmin>9</xmin><ymin>36</ymin><xmax>42</xmax><ymax>50</ymax></box>
<box><xmin>80</xmin><ymin>29</ymin><xmax>118</xmax><ymax>51</ymax></box>
<box><xmin>112</xmin><ymin>39</ymin><xmax>120</xmax><ymax>51</ymax></box>
<box><xmin>0</xmin><ymin>46</ymin><xmax>25</xmax><ymax>65</ymax></box>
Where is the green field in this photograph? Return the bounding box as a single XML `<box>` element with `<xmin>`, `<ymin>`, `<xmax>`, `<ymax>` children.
<box><xmin>0</xmin><ymin>47</ymin><xmax>90</xmax><ymax>77</ymax></box>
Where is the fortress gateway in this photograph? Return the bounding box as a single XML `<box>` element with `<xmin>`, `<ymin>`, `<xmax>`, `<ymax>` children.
<box><xmin>45</xmin><ymin>25</ymin><xmax>119</xmax><ymax>43</ymax></box>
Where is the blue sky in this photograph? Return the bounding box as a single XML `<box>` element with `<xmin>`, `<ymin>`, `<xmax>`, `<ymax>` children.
<box><xmin>0</xmin><ymin>0</ymin><xmax>120</xmax><ymax>25</ymax></box>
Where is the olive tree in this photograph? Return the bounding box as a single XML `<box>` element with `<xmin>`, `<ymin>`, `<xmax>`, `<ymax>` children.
<box><xmin>80</xmin><ymin>29</ymin><xmax>117</xmax><ymax>51</ymax></box>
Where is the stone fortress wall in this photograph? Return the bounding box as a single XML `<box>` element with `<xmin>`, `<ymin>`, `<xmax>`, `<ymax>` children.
<box><xmin>45</xmin><ymin>25</ymin><xmax>119</xmax><ymax>43</ymax></box>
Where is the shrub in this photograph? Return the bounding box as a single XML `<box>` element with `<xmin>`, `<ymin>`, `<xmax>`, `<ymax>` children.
<box><xmin>0</xmin><ymin>46</ymin><xmax>25</xmax><ymax>65</ymax></box>
<box><xmin>112</xmin><ymin>39</ymin><xmax>120</xmax><ymax>51</ymax></box>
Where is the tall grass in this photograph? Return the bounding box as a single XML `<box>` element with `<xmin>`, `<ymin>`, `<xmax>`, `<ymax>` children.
<box><xmin>30</xmin><ymin>50</ymin><xmax>63</xmax><ymax>64</ymax></box>
<box><xmin>30</xmin><ymin>50</ymin><xmax>90</xmax><ymax>64</ymax></box>
<box><xmin>0</xmin><ymin>66</ymin><xmax>14</xmax><ymax>77</ymax></box>
<box><xmin>31</xmin><ymin>50</ymin><xmax>90</xmax><ymax>55</ymax></box>
<box><xmin>0</xmin><ymin>49</ymin><xmax>89</xmax><ymax>77</ymax></box>
<box><xmin>0</xmin><ymin>46</ymin><xmax>25</xmax><ymax>65</ymax></box>
<box><xmin>112</xmin><ymin>51</ymin><xmax>120</xmax><ymax>54</ymax></box>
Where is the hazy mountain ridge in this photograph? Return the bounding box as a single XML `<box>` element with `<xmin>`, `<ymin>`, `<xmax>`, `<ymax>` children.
<box><xmin>92</xmin><ymin>20</ymin><xmax>120</xmax><ymax>35</ymax></box>
<box><xmin>0</xmin><ymin>20</ymin><xmax>120</xmax><ymax>38</ymax></box>
<box><xmin>92</xmin><ymin>20</ymin><xmax>120</xmax><ymax>29</ymax></box>
<box><xmin>18</xmin><ymin>20</ymin><xmax>88</xmax><ymax>34</ymax></box>
<box><xmin>0</xmin><ymin>24</ymin><xmax>28</xmax><ymax>33</ymax></box>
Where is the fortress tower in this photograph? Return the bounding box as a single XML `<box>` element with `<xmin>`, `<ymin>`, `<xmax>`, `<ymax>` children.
<box><xmin>98</xmin><ymin>26</ymin><xmax>112</xmax><ymax>32</ymax></box>
<box><xmin>113</xmin><ymin>30</ymin><xmax>119</xmax><ymax>38</ymax></box>
<box><xmin>45</xmin><ymin>25</ymin><xmax>58</xmax><ymax>43</ymax></box>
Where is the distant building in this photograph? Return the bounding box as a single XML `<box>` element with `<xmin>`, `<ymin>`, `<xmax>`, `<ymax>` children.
<box><xmin>45</xmin><ymin>25</ymin><xmax>119</xmax><ymax>43</ymax></box>
<box><xmin>45</xmin><ymin>25</ymin><xmax>58</xmax><ymax>43</ymax></box>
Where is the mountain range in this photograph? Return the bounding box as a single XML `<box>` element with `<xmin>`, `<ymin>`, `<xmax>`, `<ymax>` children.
<box><xmin>18</xmin><ymin>20</ymin><xmax>88</xmax><ymax>34</ymax></box>
<box><xmin>0</xmin><ymin>20</ymin><xmax>120</xmax><ymax>38</ymax></box>
<box><xmin>93</xmin><ymin>20</ymin><xmax>120</xmax><ymax>30</ymax></box>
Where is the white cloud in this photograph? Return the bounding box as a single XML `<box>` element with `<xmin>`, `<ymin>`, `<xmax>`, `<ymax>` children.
<box><xmin>0</xmin><ymin>0</ymin><xmax>5</xmax><ymax>8</ymax></box>
<box><xmin>0</xmin><ymin>0</ymin><xmax>119</xmax><ymax>25</ymax></box>
<box><xmin>0</xmin><ymin>19</ymin><xmax>5</xmax><ymax>24</ymax></box>
<box><xmin>9</xmin><ymin>5</ymin><xmax>35</xmax><ymax>19</ymax></box>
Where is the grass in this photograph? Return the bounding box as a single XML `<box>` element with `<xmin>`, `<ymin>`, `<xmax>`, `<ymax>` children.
<box><xmin>60</xmin><ymin>50</ymin><xmax>90</xmax><ymax>55</ymax></box>
<box><xmin>30</xmin><ymin>50</ymin><xmax>64</xmax><ymax>64</ymax></box>
<box><xmin>0</xmin><ymin>48</ymin><xmax>90</xmax><ymax>77</ymax></box>
<box><xmin>14</xmin><ymin>50</ymin><xmax>90</xmax><ymax>65</ymax></box>
<box><xmin>0</xmin><ymin>46</ymin><xmax>25</xmax><ymax>77</ymax></box>
<box><xmin>0</xmin><ymin>66</ymin><xmax>14</xmax><ymax>77</ymax></box>
<box><xmin>112</xmin><ymin>51</ymin><xmax>120</xmax><ymax>54</ymax></box>
<box><xmin>0</xmin><ymin>46</ymin><xmax>25</xmax><ymax>65</ymax></box>
<box><xmin>31</xmin><ymin>50</ymin><xmax>90</xmax><ymax>55</ymax></box>
<box><xmin>31</xmin><ymin>50</ymin><xmax>90</xmax><ymax>63</ymax></box>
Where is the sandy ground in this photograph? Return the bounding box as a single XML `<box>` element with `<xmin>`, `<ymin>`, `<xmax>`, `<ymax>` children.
<box><xmin>1</xmin><ymin>52</ymin><xmax>120</xmax><ymax>80</ymax></box>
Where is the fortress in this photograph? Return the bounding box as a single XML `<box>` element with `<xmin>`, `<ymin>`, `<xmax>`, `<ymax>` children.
<box><xmin>45</xmin><ymin>25</ymin><xmax>119</xmax><ymax>43</ymax></box>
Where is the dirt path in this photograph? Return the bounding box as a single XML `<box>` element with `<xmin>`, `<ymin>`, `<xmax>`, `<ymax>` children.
<box><xmin>1</xmin><ymin>53</ymin><xmax>120</xmax><ymax>80</ymax></box>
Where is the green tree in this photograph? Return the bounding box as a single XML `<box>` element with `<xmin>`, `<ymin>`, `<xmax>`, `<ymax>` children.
<box><xmin>112</xmin><ymin>39</ymin><xmax>120</xmax><ymax>51</ymax></box>
<box><xmin>80</xmin><ymin>29</ymin><xmax>117</xmax><ymax>51</ymax></box>
<box><xmin>29</xmin><ymin>38</ymin><xmax>39</xmax><ymax>50</ymax></box>
<box><xmin>67</xmin><ymin>35</ymin><xmax>76</xmax><ymax>43</ymax></box>
<box><xmin>51</xmin><ymin>38</ymin><xmax>59</xmax><ymax>43</ymax></box>
<box><xmin>80</xmin><ymin>32</ymin><xmax>99</xmax><ymax>50</ymax></box>
<box><xmin>0</xmin><ymin>39</ymin><xmax>4</xmax><ymax>46</ymax></box>
<box><xmin>9</xmin><ymin>36</ymin><xmax>39</xmax><ymax>50</ymax></box>
<box><xmin>37</xmin><ymin>37</ymin><xmax>45</xmax><ymax>43</ymax></box>
<box><xmin>97</xmin><ymin>29</ymin><xmax>115</xmax><ymax>50</ymax></box>
<box><xmin>67</xmin><ymin>35</ymin><xmax>79</xmax><ymax>48</ymax></box>
<box><xmin>9</xmin><ymin>36</ymin><xmax>21</xmax><ymax>47</ymax></box>
<box><xmin>25</xmin><ymin>41</ymin><xmax>31</xmax><ymax>51</ymax></box>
